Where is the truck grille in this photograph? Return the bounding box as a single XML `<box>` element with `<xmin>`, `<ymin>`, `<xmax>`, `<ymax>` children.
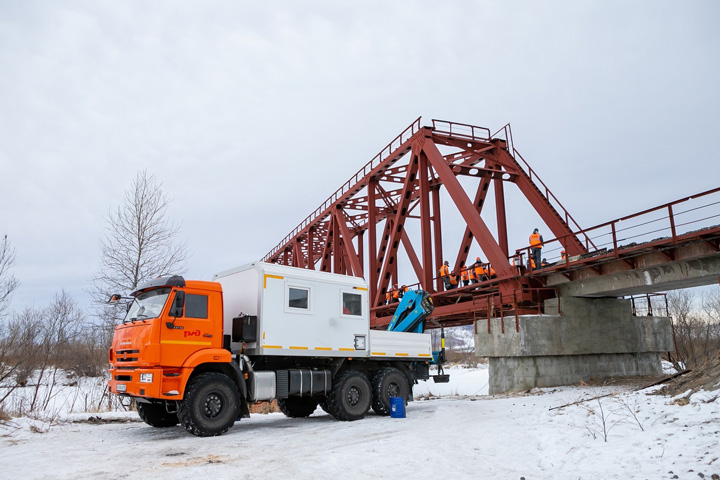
<box><xmin>115</xmin><ymin>349</ymin><xmax>140</xmax><ymax>363</ymax></box>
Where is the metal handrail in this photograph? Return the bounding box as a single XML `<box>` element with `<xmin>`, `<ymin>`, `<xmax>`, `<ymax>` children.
<box><xmin>518</xmin><ymin>186</ymin><xmax>720</xmax><ymax>268</ymax></box>
<box><xmin>432</xmin><ymin>119</ymin><xmax>491</xmax><ymax>141</ymax></box>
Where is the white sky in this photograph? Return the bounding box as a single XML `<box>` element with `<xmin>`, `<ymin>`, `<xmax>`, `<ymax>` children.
<box><xmin>1</xmin><ymin>1</ymin><xmax>719</xmax><ymax>311</ymax></box>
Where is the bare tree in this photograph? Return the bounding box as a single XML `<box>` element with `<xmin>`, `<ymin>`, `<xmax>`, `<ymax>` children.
<box><xmin>90</xmin><ymin>171</ymin><xmax>190</xmax><ymax>343</ymax></box>
<box><xmin>0</xmin><ymin>234</ymin><xmax>20</xmax><ymax>318</ymax></box>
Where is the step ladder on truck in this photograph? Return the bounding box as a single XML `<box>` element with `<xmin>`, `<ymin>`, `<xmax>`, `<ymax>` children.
<box><xmin>107</xmin><ymin>262</ymin><xmax>449</xmax><ymax>437</ymax></box>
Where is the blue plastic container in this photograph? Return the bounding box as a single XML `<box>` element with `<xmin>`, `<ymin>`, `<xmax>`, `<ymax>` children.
<box><xmin>389</xmin><ymin>397</ymin><xmax>406</xmax><ymax>418</ymax></box>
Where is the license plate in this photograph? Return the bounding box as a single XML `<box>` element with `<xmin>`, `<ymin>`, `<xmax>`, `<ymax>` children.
<box><xmin>117</xmin><ymin>384</ymin><xmax>127</xmax><ymax>393</ymax></box>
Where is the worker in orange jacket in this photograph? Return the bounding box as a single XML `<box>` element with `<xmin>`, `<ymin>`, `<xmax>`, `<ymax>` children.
<box><xmin>460</xmin><ymin>266</ymin><xmax>471</xmax><ymax>287</ymax></box>
<box><xmin>472</xmin><ymin>257</ymin><xmax>486</xmax><ymax>283</ymax></box>
<box><xmin>448</xmin><ymin>272</ymin><xmax>459</xmax><ymax>289</ymax></box>
<box><xmin>391</xmin><ymin>284</ymin><xmax>401</xmax><ymax>302</ymax></box>
<box><xmin>529</xmin><ymin>228</ymin><xmax>543</xmax><ymax>270</ymax></box>
<box><xmin>439</xmin><ymin>261</ymin><xmax>451</xmax><ymax>290</ymax></box>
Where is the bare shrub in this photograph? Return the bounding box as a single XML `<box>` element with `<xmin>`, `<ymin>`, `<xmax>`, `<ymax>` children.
<box><xmin>668</xmin><ymin>289</ymin><xmax>720</xmax><ymax>368</ymax></box>
<box><xmin>0</xmin><ymin>292</ymin><xmax>89</xmax><ymax>414</ymax></box>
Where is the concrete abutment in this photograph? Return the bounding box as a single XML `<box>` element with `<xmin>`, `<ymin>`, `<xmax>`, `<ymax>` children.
<box><xmin>474</xmin><ymin>297</ymin><xmax>674</xmax><ymax>394</ymax></box>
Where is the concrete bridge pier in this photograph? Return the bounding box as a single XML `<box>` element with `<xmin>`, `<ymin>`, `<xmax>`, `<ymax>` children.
<box><xmin>475</xmin><ymin>297</ymin><xmax>674</xmax><ymax>395</ymax></box>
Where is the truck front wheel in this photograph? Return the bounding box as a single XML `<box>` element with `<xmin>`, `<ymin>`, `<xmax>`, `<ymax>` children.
<box><xmin>277</xmin><ymin>397</ymin><xmax>318</xmax><ymax>418</ymax></box>
<box><xmin>137</xmin><ymin>402</ymin><xmax>178</xmax><ymax>428</ymax></box>
<box><xmin>178</xmin><ymin>372</ymin><xmax>240</xmax><ymax>437</ymax></box>
<box><xmin>326</xmin><ymin>370</ymin><xmax>371</xmax><ymax>421</ymax></box>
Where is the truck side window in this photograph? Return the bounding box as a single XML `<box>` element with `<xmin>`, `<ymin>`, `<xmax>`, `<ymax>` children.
<box><xmin>185</xmin><ymin>294</ymin><xmax>208</xmax><ymax>319</ymax></box>
<box><xmin>288</xmin><ymin>287</ymin><xmax>309</xmax><ymax>310</ymax></box>
<box><xmin>342</xmin><ymin>292</ymin><xmax>362</xmax><ymax>316</ymax></box>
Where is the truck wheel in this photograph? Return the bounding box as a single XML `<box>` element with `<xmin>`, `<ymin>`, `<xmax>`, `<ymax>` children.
<box><xmin>178</xmin><ymin>372</ymin><xmax>240</xmax><ymax>437</ymax></box>
<box><xmin>137</xmin><ymin>402</ymin><xmax>179</xmax><ymax>428</ymax></box>
<box><xmin>277</xmin><ymin>397</ymin><xmax>318</xmax><ymax>418</ymax></box>
<box><xmin>326</xmin><ymin>370</ymin><xmax>371</xmax><ymax>421</ymax></box>
<box><xmin>372</xmin><ymin>367</ymin><xmax>409</xmax><ymax>416</ymax></box>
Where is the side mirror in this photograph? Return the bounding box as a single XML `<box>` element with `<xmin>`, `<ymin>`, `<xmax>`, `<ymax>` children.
<box><xmin>169</xmin><ymin>291</ymin><xmax>185</xmax><ymax>318</ymax></box>
<box><xmin>108</xmin><ymin>294</ymin><xmax>123</xmax><ymax>304</ymax></box>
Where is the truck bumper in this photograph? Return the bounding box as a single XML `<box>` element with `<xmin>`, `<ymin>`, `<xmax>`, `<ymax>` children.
<box><xmin>108</xmin><ymin>367</ymin><xmax>184</xmax><ymax>401</ymax></box>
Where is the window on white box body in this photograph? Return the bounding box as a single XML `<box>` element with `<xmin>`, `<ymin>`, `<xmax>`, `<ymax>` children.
<box><xmin>342</xmin><ymin>292</ymin><xmax>362</xmax><ymax>316</ymax></box>
<box><xmin>288</xmin><ymin>287</ymin><xmax>309</xmax><ymax>310</ymax></box>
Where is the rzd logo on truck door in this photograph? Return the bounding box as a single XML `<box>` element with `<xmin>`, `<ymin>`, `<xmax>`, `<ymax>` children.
<box><xmin>184</xmin><ymin>330</ymin><xmax>201</xmax><ymax>338</ymax></box>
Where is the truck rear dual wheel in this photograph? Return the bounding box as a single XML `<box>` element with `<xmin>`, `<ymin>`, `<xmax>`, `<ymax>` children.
<box><xmin>277</xmin><ymin>397</ymin><xmax>318</xmax><ymax>418</ymax></box>
<box><xmin>326</xmin><ymin>370</ymin><xmax>372</xmax><ymax>421</ymax></box>
<box><xmin>137</xmin><ymin>402</ymin><xmax>179</xmax><ymax>428</ymax></box>
<box><xmin>372</xmin><ymin>367</ymin><xmax>409</xmax><ymax>416</ymax></box>
<box><xmin>178</xmin><ymin>372</ymin><xmax>241</xmax><ymax>437</ymax></box>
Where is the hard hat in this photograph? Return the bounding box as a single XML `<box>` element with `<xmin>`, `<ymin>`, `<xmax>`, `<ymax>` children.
<box><xmin>476</xmin><ymin>257</ymin><xmax>480</xmax><ymax>261</ymax></box>
<box><xmin>444</xmin><ymin>260</ymin><xmax>449</xmax><ymax>265</ymax></box>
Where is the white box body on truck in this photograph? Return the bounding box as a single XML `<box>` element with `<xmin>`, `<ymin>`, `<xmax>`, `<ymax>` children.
<box><xmin>214</xmin><ymin>262</ymin><xmax>433</xmax><ymax>361</ymax></box>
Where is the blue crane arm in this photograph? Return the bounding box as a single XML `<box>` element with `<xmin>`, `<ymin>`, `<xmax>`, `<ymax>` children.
<box><xmin>386</xmin><ymin>290</ymin><xmax>434</xmax><ymax>333</ymax></box>
<box><xmin>387</xmin><ymin>290</ymin><xmax>449</xmax><ymax>383</ymax></box>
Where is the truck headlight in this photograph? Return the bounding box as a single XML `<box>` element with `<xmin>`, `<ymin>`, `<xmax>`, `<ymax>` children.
<box><xmin>139</xmin><ymin>373</ymin><xmax>154</xmax><ymax>383</ymax></box>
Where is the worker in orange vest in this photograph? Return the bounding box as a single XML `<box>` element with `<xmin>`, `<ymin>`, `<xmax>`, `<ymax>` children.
<box><xmin>472</xmin><ymin>257</ymin><xmax>486</xmax><ymax>283</ymax></box>
<box><xmin>487</xmin><ymin>264</ymin><xmax>496</xmax><ymax>278</ymax></box>
<box><xmin>467</xmin><ymin>266</ymin><xmax>477</xmax><ymax>284</ymax></box>
<box><xmin>439</xmin><ymin>261</ymin><xmax>451</xmax><ymax>290</ymax></box>
<box><xmin>561</xmin><ymin>250</ymin><xmax>567</xmax><ymax>260</ymax></box>
<box><xmin>448</xmin><ymin>272</ymin><xmax>459</xmax><ymax>289</ymax></box>
<box><xmin>391</xmin><ymin>284</ymin><xmax>401</xmax><ymax>302</ymax></box>
<box><xmin>460</xmin><ymin>266</ymin><xmax>471</xmax><ymax>287</ymax></box>
<box><xmin>529</xmin><ymin>228</ymin><xmax>543</xmax><ymax>270</ymax></box>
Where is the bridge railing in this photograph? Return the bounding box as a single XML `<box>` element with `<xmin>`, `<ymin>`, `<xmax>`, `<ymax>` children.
<box><xmin>432</xmin><ymin>119</ymin><xmax>491</xmax><ymax>142</ymax></box>
<box><xmin>518</xmin><ymin>186</ymin><xmax>720</xmax><ymax>271</ymax></box>
<box><xmin>263</xmin><ymin>117</ymin><xmax>423</xmax><ymax>261</ymax></box>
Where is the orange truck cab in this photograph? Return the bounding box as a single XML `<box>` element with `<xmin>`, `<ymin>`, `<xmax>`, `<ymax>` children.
<box><xmin>108</xmin><ymin>263</ymin><xmax>436</xmax><ymax>437</ymax></box>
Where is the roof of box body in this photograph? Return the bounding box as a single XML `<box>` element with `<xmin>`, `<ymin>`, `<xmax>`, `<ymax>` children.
<box><xmin>213</xmin><ymin>262</ymin><xmax>367</xmax><ymax>287</ymax></box>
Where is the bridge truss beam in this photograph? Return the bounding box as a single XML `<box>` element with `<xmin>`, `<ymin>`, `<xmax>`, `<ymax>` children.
<box><xmin>263</xmin><ymin>118</ymin><xmax>592</xmax><ymax>326</ymax></box>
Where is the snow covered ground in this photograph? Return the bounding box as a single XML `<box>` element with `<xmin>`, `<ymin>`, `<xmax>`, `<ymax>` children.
<box><xmin>1</xmin><ymin>366</ymin><xmax>718</xmax><ymax>480</ymax></box>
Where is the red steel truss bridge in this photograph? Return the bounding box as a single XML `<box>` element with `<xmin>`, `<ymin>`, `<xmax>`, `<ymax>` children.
<box><xmin>262</xmin><ymin>118</ymin><xmax>720</xmax><ymax>329</ymax></box>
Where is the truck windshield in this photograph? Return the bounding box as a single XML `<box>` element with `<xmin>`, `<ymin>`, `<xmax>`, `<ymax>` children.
<box><xmin>123</xmin><ymin>288</ymin><xmax>171</xmax><ymax>324</ymax></box>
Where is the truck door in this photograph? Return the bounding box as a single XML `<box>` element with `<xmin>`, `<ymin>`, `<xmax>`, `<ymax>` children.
<box><xmin>160</xmin><ymin>290</ymin><xmax>219</xmax><ymax>364</ymax></box>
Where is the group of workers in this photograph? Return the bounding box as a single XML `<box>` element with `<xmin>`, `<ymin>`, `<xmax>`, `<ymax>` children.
<box><xmin>438</xmin><ymin>257</ymin><xmax>496</xmax><ymax>291</ymax></box>
<box><xmin>436</xmin><ymin>228</ymin><xmax>568</xmax><ymax>291</ymax></box>
<box><xmin>385</xmin><ymin>284</ymin><xmax>409</xmax><ymax>304</ymax></box>
<box><xmin>389</xmin><ymin>228</ymin><xmax>566</xmax><ymax>294</ymax></box>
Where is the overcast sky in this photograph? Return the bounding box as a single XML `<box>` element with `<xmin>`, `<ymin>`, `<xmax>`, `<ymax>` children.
<box><xmin>1</xmin><ymin>0</ymin><xmax>719</xmax><ymax>312</ymax></box>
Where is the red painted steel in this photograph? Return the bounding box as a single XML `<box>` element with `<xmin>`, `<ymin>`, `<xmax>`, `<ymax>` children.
<box><xmin>262</xmin><ymin>118</ymin><xmax>720</xmax><ymax>329</ymax></box>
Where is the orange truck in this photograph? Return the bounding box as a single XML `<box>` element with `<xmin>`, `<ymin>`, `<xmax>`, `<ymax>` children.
<box><xmin>108</xmin><ymin>262</ymin><xmax>434</xmax><ymax>436</ymax></box>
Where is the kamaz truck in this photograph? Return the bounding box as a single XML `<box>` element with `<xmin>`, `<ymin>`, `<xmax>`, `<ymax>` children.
<box><xmin>107</xmin><ymin>262</ymin><xmax>439</xmax><ymax>436</ymax></box>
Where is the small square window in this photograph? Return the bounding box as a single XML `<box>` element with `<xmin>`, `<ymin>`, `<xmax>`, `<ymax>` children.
<box><xmin>288</xmin><ymin>287</ymin><xmax>309</xmax><ymax>310</ymax></box>
<box><xmin>342</xmin><ymin>292</ymin><xmax>362</xmax><ymax>316</ymax></box>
